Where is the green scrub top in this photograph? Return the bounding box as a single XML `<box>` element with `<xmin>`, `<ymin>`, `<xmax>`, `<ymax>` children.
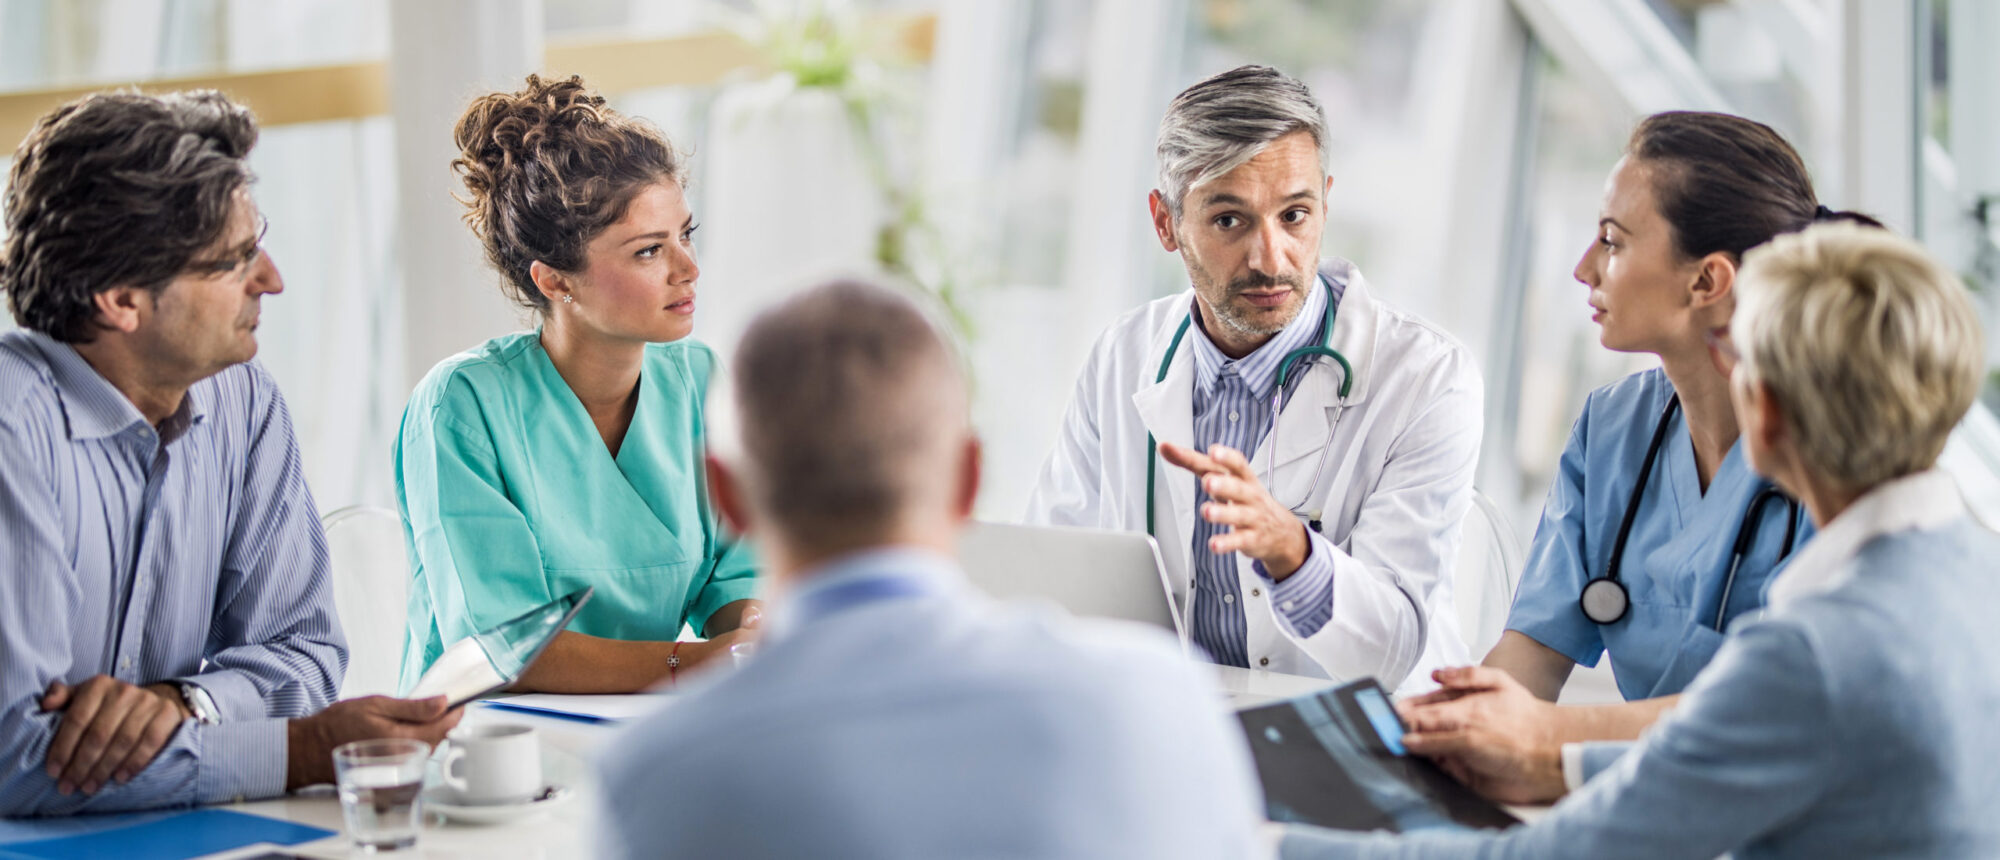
<box><xmin>394</xmin><ymin>331</ymin><xmax>757</xmax><ymax>690</ymax></box>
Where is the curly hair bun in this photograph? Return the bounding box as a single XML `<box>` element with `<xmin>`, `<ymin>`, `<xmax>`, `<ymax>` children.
<box><xmin>450</xmin><ymin>74</ymin><xmax>682</xmax><ymax>312</ymax></box>
<box><xmin>453</xmin><ymin>75</ymin><xmax>600</xmax><ymax>205</ymax></box>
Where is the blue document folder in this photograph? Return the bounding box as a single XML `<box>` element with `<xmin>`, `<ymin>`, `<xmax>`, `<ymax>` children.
<box><xmin>0</xmin><ymin>808</ymin><xmax>333</xmax><ymax>859</ymax></box>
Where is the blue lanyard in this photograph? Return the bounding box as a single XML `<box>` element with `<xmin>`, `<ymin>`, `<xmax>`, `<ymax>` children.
<box><xmin>792</xmin><ymin>574</ymin><xmax>935</xmax><ymax>625</ymax></box>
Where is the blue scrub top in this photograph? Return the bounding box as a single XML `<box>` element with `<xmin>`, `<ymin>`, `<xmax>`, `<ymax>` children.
<box><xmin>1505</xmin><ymin>369</ymin><xmax>1813</xmax><ymax>700</ymax></box>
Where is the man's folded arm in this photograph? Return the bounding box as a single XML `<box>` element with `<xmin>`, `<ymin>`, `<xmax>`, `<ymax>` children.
<box><xmin>0</xmin><ymin>418</ymin><xmax>287</xmax><ymax>815</ymax></box>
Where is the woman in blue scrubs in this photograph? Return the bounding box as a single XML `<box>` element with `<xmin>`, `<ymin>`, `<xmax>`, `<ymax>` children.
<box><xmin>1402</xmin><ymin>112</ymin><xmax>1878</xmax><ymax>742</ymax></box>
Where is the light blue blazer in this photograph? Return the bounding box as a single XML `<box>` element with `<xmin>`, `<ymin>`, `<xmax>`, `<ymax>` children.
<box><xmin>1282</xmin><ymin>471</ymin><xmax>2000</xmax><ymax>859</ymax></box>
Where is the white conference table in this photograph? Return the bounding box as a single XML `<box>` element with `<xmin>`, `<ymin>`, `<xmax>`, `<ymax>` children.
<box><xmin>209</xmin><ymin>702</ymin><xmax>610</xmax><ymax>860</ymax></box>
<box><xmin>196</xmin><ymin>666</ymin><xmax>1337</xmax><ymax>858</ymax></box>
<box><xmin>198</xmin><ymin>666</ymin><xmax>1479</xmax><ymax>858</ymax></box>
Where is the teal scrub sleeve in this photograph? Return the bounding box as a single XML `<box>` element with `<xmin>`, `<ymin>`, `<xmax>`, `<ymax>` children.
<box><xmin>680</xmin><ymin>341</ymin><xmax>760</xmax><ymax>636</ymax></box>
<box><xmin>689</xmin><ymin>535</ymin><xmax>760</xmax><ymax>637</ymax></box>
<box><xmin>1503</xmin><ymin>409</ymin><xmax>1608</xmax><ymax>667</ymax></box>
<box><xmin>399</xmin><ymin>386</ymin><xmax>552</xmax><ymax>664</ymax></box>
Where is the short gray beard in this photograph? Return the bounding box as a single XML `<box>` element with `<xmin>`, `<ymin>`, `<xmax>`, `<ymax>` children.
<box><xmin>1210</xmin><ymin>297</ymin><xmax>1291</xmax><ymax>337</ymax></box>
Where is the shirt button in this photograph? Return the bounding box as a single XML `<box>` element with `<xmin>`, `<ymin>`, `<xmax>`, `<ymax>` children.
<box><xmin>1259</xmin><ymin>657</ymin><xmax>1270</xmax><ymax>667</ymax></box>
<box><xmin>118</xmin><ymin>656</ymin><xmax>132</xmax><ymax>672</ymax></box>
<box><xmin>1228</xmin><ymin>410</ymin><xmax>1240</xmax><ymax>422</ymax></box>
<box><xmin>1251</xmin><ymin>588</ymin><xmax>1263</xmax><ymax>598</ymax></box>
<box><xmin>1223</xmin><ymin>593</ymin><xmax>1235</xmax><ymax>604</ymax></box>
<box><xmin>1282</xmin><ymin>601</ymin><xmax>1295</xmax><ymax>611</ymax></box>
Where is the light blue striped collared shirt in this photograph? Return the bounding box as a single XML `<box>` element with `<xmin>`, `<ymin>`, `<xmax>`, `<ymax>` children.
<box><xmin>1186</xmin><ymin>278</ymin><xmax>1341</xmax><ymax>667</ymax></box>
<box><xmin>0</xmin><ymin>330</ymin><xmax>344</xmax><ymax>816</ymax></box>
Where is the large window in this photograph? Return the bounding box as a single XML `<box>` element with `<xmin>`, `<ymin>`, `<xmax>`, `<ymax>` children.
<box><xmin>2</xmin><ymin>0</ymin><xmax>1993</xmax><ymax>527</ymax></box>
<box><xmin>0</xmin><ymin>0</ymin><xmax>402</xmax><ymax>509</ymax></box>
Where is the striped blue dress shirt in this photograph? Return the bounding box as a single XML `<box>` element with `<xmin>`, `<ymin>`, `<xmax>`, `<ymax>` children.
<box><xmin>0</xmin><ymin>330</ymin><xmax>344</xmax><ymax>816</ymax></box>
<box><xmin>1186</xmin><ymin>279</ymin><xmax>1340</xmax><ymax>667</ymax></box>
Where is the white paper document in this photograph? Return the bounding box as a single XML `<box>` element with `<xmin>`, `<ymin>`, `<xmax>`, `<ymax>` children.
<box><xmin>406</xmin><ymin>637</ymin><xmax>507</xmax><ymax>705</ymax></box>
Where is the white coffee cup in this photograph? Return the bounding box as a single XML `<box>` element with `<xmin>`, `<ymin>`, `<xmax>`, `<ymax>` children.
<box><xmin>441</xmin><ymin>723</ymin><xmax>542</xmax><ymax>806</ymax></box>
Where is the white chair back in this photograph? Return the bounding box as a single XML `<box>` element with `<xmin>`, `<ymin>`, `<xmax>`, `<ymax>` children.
<box><xmin>321</xmin><ymin>505</ymin><xmax>410</xmax><ymax>698</ymax></box>
<box><xmin>1453</xmin><ymin>489</ymin><xmax>1526</xmax><ymax>659</ymax></box>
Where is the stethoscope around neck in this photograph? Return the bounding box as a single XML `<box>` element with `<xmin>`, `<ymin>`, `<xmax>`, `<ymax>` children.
<box><xmin>1143</xmin><ymin>278</ymin><xmax>1351</xmax><ymax>540</ymax></box>
<box><xmin>1578</xmin><ymin>394</ymin><xmax>1801</xmax><ymax>630</ymax></box>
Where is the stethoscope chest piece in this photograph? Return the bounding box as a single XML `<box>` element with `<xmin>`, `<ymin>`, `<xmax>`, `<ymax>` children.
<box><xmin>1574</xmin><ymin>393</ymin><xmax>1801</xmax><ymax>630</ymax></box>
<box><xmin>1579</xmin><ymin>576</ymin><xmax>1630</xmax><ymax>625</ymax></box>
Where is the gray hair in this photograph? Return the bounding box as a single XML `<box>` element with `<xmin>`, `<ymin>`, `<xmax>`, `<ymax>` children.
<box><xmin>4</xmin><ymin>89</ymin><xmax>257</xmax><ymax>342</ymax></box>
<box><xmin>723</xmin><ymin>277</ymin><xmax>969</xmax><ymax>553</ymax></box>
<box><xmin>1155</xmin><ymin>65</ymin><xmax>1329</xmax><ymax>219</ymax></box>
<box><xmin>1734</xmin><ymin>223</ymin><xmax>1984</xmax><ymax>491</ymax></box>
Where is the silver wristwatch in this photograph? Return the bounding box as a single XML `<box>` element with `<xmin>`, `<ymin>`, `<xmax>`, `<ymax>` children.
<box><xmin>177</xmin><ymin>682</ymin><xmax>221</xmax><ymax>725</ymax></box>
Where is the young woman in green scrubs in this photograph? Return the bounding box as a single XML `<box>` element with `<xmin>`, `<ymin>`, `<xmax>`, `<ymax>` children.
<box><xmin>395</xmin><ymin>75</ymin><xmax>759</xmax><ymax>693</ymax></box>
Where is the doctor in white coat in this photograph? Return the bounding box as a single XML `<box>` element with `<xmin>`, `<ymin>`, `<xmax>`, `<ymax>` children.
<box><xmin>1026</xmin><ymin>65</ymin><xmax>1482</xmax><ymax>692</ymax></box>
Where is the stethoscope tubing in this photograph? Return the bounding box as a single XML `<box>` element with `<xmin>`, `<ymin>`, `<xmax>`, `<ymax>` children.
<box><xmin>1145</xmin><ymin>280</ymin><xmax>1350</xmax><ymax>540</ymax></box>
<box><xmin>1587</xmin><ymin>394</ymin><xmax>1801</xmax><ymax>632</ymax></box>
<box><xmin>1714</xmin><ymin>486</ymin><xmax>1800</xmax><ymax>630</ymax></box>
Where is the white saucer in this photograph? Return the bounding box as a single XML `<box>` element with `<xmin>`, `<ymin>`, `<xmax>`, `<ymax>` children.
<box><xmin>424</xmin><ymin>784</ymin><xmax>573</xmax><ymax>824</ymax></box>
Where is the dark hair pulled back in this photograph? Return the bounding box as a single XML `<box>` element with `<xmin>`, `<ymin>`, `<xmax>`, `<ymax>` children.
<box><xmin>1628</xmin><ymin>111</ymin><xmax>1881</xmax><ymax>262</ymax></box>
<box><xmin>453</xmin><ymin>74</ymin><xmax>683</xmax><ymax>313</ymax></box>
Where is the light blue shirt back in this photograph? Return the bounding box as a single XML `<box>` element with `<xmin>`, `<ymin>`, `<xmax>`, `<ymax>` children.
<box><xmin>598</xmin><ymin>547</ymin><xmax>1265</xmax><ymax>859</ymax></box>
<box><xmin>0</xmin><ymin>330</ymin><xmax>343</xmax><ymax>815</ymax></box>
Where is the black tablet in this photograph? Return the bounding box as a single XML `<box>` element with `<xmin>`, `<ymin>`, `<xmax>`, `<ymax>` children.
<box><xmin>1236</xmin><ymin>678</ymin><xmax>1520</xmax><ymax>833</ymax></box>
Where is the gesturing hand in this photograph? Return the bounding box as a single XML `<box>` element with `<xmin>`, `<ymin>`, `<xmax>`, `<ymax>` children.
<box><xmin>41</xmin><ymin>676</ymin><xmax>191</xmax><ymax>796</ymax></box>
<box><xmin>1396</xmin><ymin>666</ymin><xmax>1568</xmax><ymax>805</ymax></box>
<box><xmin>1160</xmin><ymin>441</ymin><xmax>1309</xmax><ymax>579</ymax></box>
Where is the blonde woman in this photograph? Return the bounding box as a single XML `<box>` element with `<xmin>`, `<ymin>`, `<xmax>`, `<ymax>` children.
<box><xmin>1283</xmin><ymin>224</ymin><xmax>2000</xmax><ymax>857</ymax></box>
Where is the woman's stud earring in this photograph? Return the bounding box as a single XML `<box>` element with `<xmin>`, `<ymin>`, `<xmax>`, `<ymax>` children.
<box><xmin>562</xmin><ymin>294</ymin><xmax>574</xmax><ymax>304</ymax></box>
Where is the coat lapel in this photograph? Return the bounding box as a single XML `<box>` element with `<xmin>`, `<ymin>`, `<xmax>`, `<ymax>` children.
<box><xmin>1257</xmin><ymin>261</ymin><xmax>1378</xmax><ymax>482</ymax></box>
<box><xmin>1256</xmin><ymin>368</ymin><xmax>1340</xmax><ymax>510</ymax></box>
<box><xmin>1132</xmin><ymin>298</ymin><xmax>1201</xmax><ymax>578</ymax></box>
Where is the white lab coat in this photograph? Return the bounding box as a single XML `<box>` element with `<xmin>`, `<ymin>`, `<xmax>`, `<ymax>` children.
<box><xmin>1026</xmin><ymin>259</ymin><xmax>1480</xmax><ymax>692</ymax></box>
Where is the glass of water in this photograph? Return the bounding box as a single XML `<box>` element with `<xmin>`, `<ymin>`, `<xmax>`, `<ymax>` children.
<box><xmin>333</xmin><ymin>738</ymin><xmax>430</xmax><ymax>852</ymax></box>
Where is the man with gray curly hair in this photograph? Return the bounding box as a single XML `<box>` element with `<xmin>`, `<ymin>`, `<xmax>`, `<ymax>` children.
<box><xmin>1029</xmin><ymin>65</ymin><xmax>1483</xmax><ymax>692</ymax></box>
<box><xmin>0</xmin><ymin>90</ymin><xmax>460</xmax><ymax>816</ymax></box>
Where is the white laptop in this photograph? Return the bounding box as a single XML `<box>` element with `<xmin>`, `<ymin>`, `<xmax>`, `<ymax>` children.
<box><xmin>955</xmin><ymin>521</ymin><xmax>1186</xmax><ymax>645</ymax></box>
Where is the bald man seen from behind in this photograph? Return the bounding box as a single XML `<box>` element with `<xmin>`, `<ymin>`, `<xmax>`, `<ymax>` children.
<box><xmin>597</xmin><ymin>278</ymin><xmax>1267</xmax><ymax>859</ymax></box>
